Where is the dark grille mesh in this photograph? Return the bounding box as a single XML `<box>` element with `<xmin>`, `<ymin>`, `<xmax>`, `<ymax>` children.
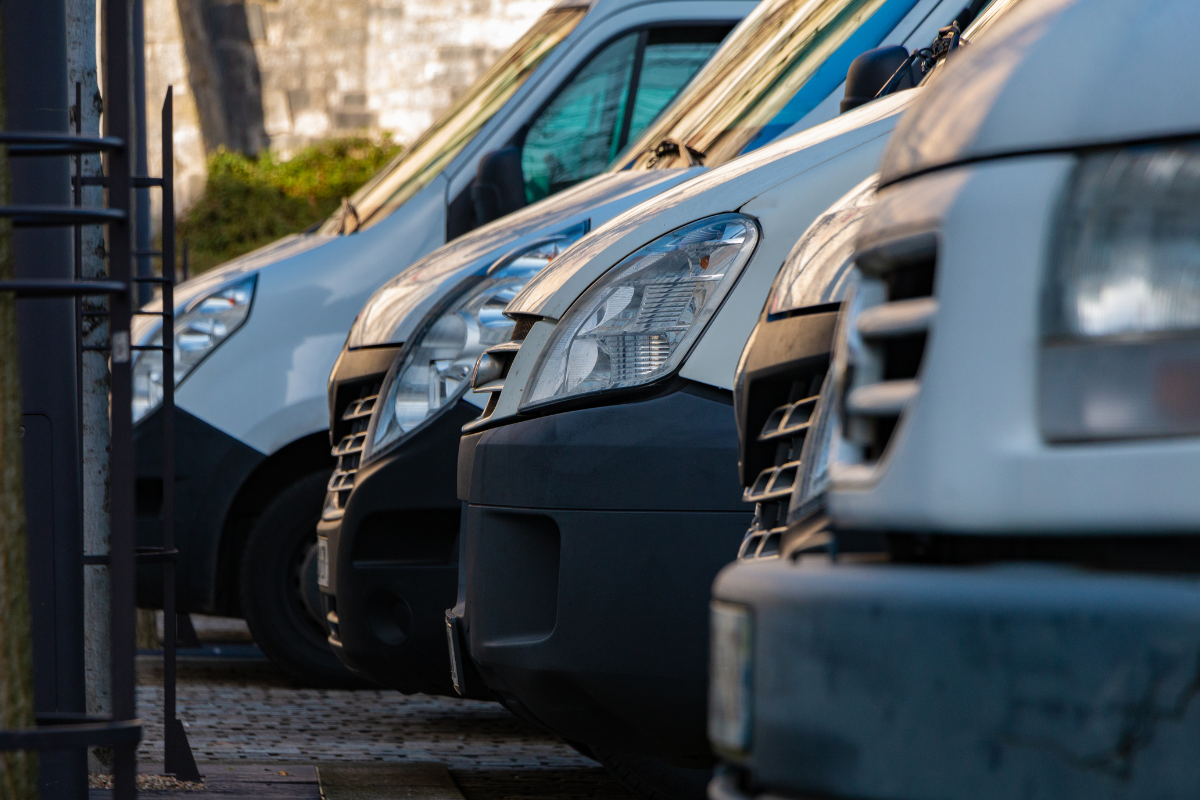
<box><xmin>324</xmin><ymin>381</ymin><xmax>382</xmax><ymax>518</ymax></box>
<box><xmin>738</xmin><ymin>374</ymin><xmax>823</xmax><ymax>561</ymax></box>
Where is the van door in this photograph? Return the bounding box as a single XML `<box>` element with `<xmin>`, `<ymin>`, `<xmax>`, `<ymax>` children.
<box><xmin>447</xmin><ymin>21</ymin><xmax>735</xmax><ymax>237</ymax></box>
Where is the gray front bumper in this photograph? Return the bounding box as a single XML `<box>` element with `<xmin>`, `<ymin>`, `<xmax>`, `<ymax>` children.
<box><xmin>712</xmin><ymin>557</ymin><xmax>1200</xmax><ymax>800</ymax></box>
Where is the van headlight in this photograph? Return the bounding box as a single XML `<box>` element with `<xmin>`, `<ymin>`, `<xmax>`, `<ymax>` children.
<box><xmin>522</xmin><ymin>214</ymin><xmax>759</xmax><ymax>410</ymax></box>
<box><xmin>363</xmin><ymin>230</ymin><xmax>585</xmax><ymax>463</ymax></box>
<box><xmin>1041</xmin><ymin>144</ymin><xmax>1200</xmax><ymax>441</ymax></box>
<box><xmin>709</xmin><ymin>601</ymin><xmax>753</xmax><ymax>756</ymax></box>
<box><xmin>768</xmin><ymin>176</ymin><xmax>875</xmax><ymax>317</ymax></box>
<box><xmin>131</xmin><ymin>275</ymin><xmax>257</xmax><ymax>423</ymax></box>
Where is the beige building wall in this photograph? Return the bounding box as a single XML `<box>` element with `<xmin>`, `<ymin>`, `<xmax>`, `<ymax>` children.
<box><xmin>145</xmin><ymin>0</ymin><xmax>211</xmax><ymax>217</ymax></box>
<box><xmin>145</xmin><ymin>0</ymin><xmax>556</xmax><ymax>215</ymax></box>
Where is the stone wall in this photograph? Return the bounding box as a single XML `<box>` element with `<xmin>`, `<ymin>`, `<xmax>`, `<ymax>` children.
<box><xmin>146</xmin><ymin>0</ymin><xmax>211</xmax><ymax>218</ymax></box>
<box><xmin>145</xmin><ymin>0</ymin><xmax>555</xmax><ymax>215</ymax></box>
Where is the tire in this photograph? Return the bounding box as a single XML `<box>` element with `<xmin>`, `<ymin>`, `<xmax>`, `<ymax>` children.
<box><xmin>239</xmin><ymin>471</ymin><xmax>364</xmax><ymax>688</ymax></box>
<box><xmin>591</xmin><ymin>746</ymin><xmax>712</xmax><ymax>800</ymax></box>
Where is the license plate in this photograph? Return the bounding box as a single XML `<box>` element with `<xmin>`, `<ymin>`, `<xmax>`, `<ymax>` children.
<box><xmin>317</xmin><ymin>537</ymin><xmax>329</xmax><ymax>588</ymax></box>
<box><xmin>709</xmin><ymin>601</ymin><xmax>753</xmax><ymax>754</ymax></box>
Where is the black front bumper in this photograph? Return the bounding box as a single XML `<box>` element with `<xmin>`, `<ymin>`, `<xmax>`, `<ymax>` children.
<box><xmin>460</xmin><ymin>386</ymin><xmax>748</xmax><ymax>759</ymax></box>
<box><xmin>135</xmin><ymin>406</ymin><xmax>264</xmax><ymax>614</ymax></box>
<box><xmin>319</xmin><ymin>397</ymin><xmax>480</xmax><ymax>696</ymax></box>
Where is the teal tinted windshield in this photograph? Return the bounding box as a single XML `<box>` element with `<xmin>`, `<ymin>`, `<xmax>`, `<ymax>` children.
<box><xmin>617</xmin><ymin>0</ymin><xmax>920</xmax><ymax>171</ymax></box>
<box><xmin>521</xmin><ymin>26</ymin><xmax>727</xmax><ymax>204</ymax></box>
<box><xmin>319</xmin><ymin>7</ymin><xmax>586</xmax><ymax>234</ymax></box>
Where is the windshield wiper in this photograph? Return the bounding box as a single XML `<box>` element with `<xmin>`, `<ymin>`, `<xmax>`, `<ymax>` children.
<box><xmin>647</xmin><ymin>138</ymin><xmax>706</xmax><ymax>168</ymax></box>
<box><xmin>338</xmin><ymin>197</ymin><xmax>361</xmax><ymax>235</ymax></box>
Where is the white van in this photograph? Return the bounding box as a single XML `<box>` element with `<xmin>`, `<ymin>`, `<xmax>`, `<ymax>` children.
<box><xmin>715</xmin><ymin>0</ymin><xmax>1200</xmax><ymax>797</ymax></box>
<box><xmin>319</xmin><ymin>0</ymin><xmax>966</xmax><ymax>703</ymax></box>
<box><xmin>130</xmin><ymin>0</ymin><xmax>753</xmax><ymax>683</ymax></box>
<box><xmin>450</xmin><ymin>1</ymin><xmax>967</xmax><ymax>793</ymax></box>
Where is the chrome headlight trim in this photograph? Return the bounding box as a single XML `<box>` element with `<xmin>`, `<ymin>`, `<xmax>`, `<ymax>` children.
<box><xmin>521</xmin><ymin>214</ymin><xmax>760</xmax><ymax>412</ymax></box>
<box><xmin>362</xmin><ymin>224</ymin><xmax>589</xmax><ymax>463</ymax></box>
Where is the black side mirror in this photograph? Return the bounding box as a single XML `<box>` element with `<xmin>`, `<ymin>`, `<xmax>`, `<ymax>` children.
<box><xmin>841</xmin><ymin>46</ymin><xmax>914</xmax><ymax>114</ymax></box>
<box><xmin>471</xmin><ymin>147</ymin><xmax>527</xmax><ymax>226</ymax></box>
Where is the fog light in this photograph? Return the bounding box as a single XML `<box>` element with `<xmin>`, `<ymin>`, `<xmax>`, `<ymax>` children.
<box><xmin>367</xmin><ymin>590</ymin><xmax>412</xmax><ymax>647</ymax></box>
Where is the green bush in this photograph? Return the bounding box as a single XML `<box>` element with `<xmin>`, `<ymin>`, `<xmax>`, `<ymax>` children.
<box><xmin>178</xmin><ymin>136</ymin><xmax>402</xmax><ymax>275</ymax></box>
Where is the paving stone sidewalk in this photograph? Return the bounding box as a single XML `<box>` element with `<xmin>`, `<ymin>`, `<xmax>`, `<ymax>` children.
<box><xmin>125</xmin><ymin>654</ymin><xmax>639</xmax><ymax>800</ymax></box>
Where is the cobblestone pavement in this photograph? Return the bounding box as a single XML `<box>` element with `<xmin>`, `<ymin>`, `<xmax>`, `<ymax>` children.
<box><xmin>136</xmin><ymin>655</ymin><xmax>641</xmax><ymax>800</ymax></box>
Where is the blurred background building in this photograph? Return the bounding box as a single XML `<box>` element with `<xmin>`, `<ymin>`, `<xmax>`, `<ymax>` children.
<box><xmin>145</xmin><ymin>0</ymin><xmax>555</xmax><ymax>214</ymax></box>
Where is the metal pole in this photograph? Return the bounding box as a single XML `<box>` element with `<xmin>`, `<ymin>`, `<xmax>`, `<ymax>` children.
<box><xmin>162</xmin><ymin>85</ymin><xmax>177</xmax><ymax>747</ymax></box>
<box><xmin>133</xmin><ymin>0</ymin><xmax>152</xmax><ymax>306</ymax></box>
<box><xmin>159</xmin><ymin>87</ymin><xmax>199</xmax><ymax>782</ymax></box>
<box><xmin>1</xmin><ymin>1</ymin><xmax>88</xmax><ymax>794</ymax></box>
<box><xmin>74</xmin><ymin>81</ymin><xmax>84</xmax><ymax>479</ymax></box>
<box><xmin>103</xmin><ymin>0</ymin><xmax>138</xmax><ymax>796</ymax></box>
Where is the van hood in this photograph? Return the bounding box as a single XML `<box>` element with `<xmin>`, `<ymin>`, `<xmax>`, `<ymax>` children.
<box><xmin>132</xmin><ymin>232</ymin><xmax>334</xmax><ymax>343</ymax></box>
<box><xmin>879</xmin><ymin>0</ymin><xmax>1200</xmax><ymax>186</ymax></box>
<box><xmin>508</xmin><ymin>89</ymin><xmax>917</xmax><ymax>320</ymax></box>
<box><xmin>346</xmin><ymin>167</ymin><xmax>699</xmax><ymax>348</ymax></box>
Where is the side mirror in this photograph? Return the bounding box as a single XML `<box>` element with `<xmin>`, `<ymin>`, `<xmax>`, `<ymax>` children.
<box><xmin>471</xmin><ymin>147</ymin><xmax>527</xmax><ymax>226</ymax></box>
<box><xmin>841</xmin><ymin>46</ymin><xmax>913</xmax><ymax>114</ymax></box>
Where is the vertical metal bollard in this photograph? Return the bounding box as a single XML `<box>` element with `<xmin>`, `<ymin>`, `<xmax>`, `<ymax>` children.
<box><xmin>161</xmin><ymin>86</ymin><xmax>179</xmax><ymax>771</ymax></box>
<box><xmin>132</xmin><ymin>0</ymin><xmax>152</xmax><ymax>307</ymax></box>
<box><xmin>103</xmin><ymin>0</ymin><xmax>139</xmax><ymax>797</ymax></box>
<box><xmin>158</xmin><ymin>87</ymin><xmax>199</xmax><ymax>781</ymax></box>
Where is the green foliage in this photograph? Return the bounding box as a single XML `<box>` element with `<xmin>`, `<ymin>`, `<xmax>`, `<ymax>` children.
<box><xmin>178</xmin><ymin>136</ymin><xmax>401</xmax><ymax>274</ymax></box>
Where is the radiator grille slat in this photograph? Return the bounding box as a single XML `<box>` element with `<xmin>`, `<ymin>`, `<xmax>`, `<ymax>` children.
<box><xmin>323</xmin><ymin>381</ymin><xmax>382</xmax><ymax>520</ymax></box>
<box><xmin>843</xmin><ymin>233</ymin><xmax>938</xmax><ymax>464</ymax></box>
<box><xmin>738</xmin><ymin>376</ymin><xmax>822</xmax><ymax>561</ymax></box>
<box><xmin>758</xmin><ymin>396</ymin><xmax>817</xmax><ymax>442</ymax></box>
<box><xmin>471</xmin><ymin>327</ymin><xmax>534</xmax><ymax>425</ymax></box>
<box><xmin>342</xmin><ymin>395</ymin><xmax>377</xmax><ymax>421</ymax></box>
<box><xmin>856</xmin><ymin>296</ymin><xmax>937</xmax><ymax>339</ymax></box>
<box><xmin>845</xmin><ymin>380</ymin><xmax>919</xmax><ymax>417</ymax></box>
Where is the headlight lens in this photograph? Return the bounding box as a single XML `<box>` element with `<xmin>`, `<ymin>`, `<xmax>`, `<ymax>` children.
<box><xmin>708</xmin><ymin>600</ymin><xmax>753</xmax><ymax>756</ymax></box>
<box><xmin>1041</xmin><ymin>144</ymin><xmax>1200</xmax><ymax>441</ymax></box>
<box><xmin>364</xmin><ymin>230</ymin><xmax>585</xmax><ymax>462</ymax></box>
<box><xmin>523</xmin><ymin>214</ymin><xmax>759</xmax><ymax>410</ymax></box>
<box><xmin>767</xmin><ymin>175</ymin><xmax>875</xmax><ymax>317</ymax></box>
<box><xmin>131</xmin><ymin>275</ymin><xmax>257</xmax><ymax>423</ymax></box>
<box><xmin>1046</xmin><ymin>145</ymin><xmax>1200</xmax><ymax>339</ymax></box>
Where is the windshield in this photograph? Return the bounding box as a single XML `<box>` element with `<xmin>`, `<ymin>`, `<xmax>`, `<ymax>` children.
<box><xmin>319</xmin><ymin>7</ymin><xmax>587</xmax><ymax>234</ymax></box>
<box><xmin>617</xmin><ymin>0</ymin><xmax>919</xmax><ymax>171</ymax></box>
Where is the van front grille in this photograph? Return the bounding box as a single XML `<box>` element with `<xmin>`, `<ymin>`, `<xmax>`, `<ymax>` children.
<box><xmin>323</xmin><ymin>382</ymin><xmax>381</xmax><ymax>520</ymax></box>
<box><xmin>844</xmin><ymin>232</ymin><xmax>938</xmax><ymax>464</ymax></box>
<box><xmin>739</xmin><ymin>374</ymin><xmax>824</xmax><ymax>561</ymax></box>
<box><xmin>470</xmin><ymin>316</ymin><xmax>535</xmax><ymax>425</ymax></box>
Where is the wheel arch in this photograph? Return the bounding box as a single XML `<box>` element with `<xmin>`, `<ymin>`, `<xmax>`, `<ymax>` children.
<box><xmin>213</xmin><ymin>430</ymin><xmax>335</xmax><ymax>615</ymax></box>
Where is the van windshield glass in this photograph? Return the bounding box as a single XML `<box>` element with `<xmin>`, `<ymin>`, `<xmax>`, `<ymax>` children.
<box><xmin>319</xmin><ymin>7</ymin><xmax>586</xmax><ymax>234</ymax></box>
<box><xmin>618</xmin><ymin>0</ymin><xmax>918</xmax><ymax>171</ymax></box>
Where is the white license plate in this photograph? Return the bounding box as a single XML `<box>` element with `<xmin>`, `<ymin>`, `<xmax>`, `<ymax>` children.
<box><xmin>317</xmin><ymin>537</ymin><xmax>329</xmax><ymax>588</ymax></box>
